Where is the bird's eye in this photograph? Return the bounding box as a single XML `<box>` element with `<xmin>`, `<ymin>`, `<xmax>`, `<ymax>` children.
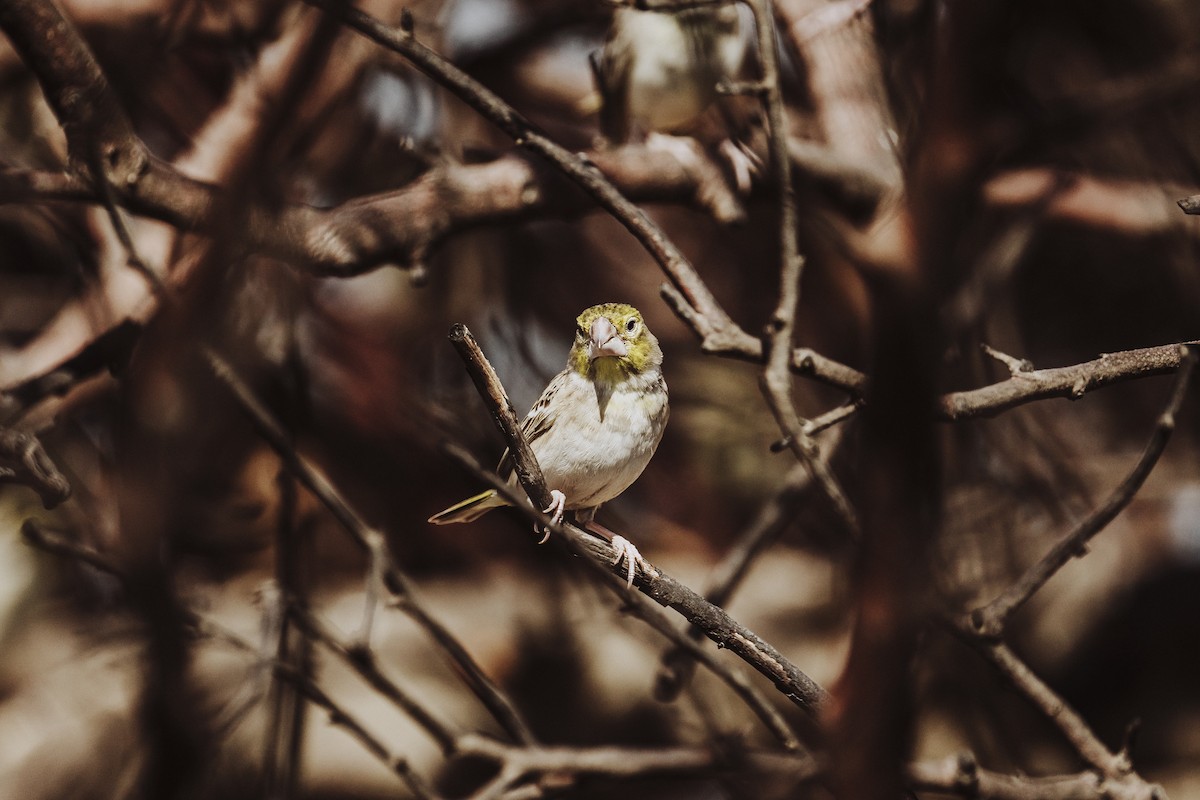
<box><xmin>577</xmin><ymin>325</ymin><xmax>587</xmax><ymax>339</ymax></box>
<box><xmin>625</xmin><ymin>318</ymin><xmax>638</xmax><ymax>333</ymax></box>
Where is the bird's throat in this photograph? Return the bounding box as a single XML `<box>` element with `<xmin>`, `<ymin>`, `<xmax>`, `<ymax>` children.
<box><xmin>590</xmin><ymin>358</ymin><xmax>629</xmax><ymax>421</ymax></box>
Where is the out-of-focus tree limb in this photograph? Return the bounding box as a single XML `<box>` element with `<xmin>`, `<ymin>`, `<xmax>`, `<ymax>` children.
<box><xmin>0</xmin><ymin>428</ymin><xmax>71</xmax><ymax>507</ymax></box>
<box><xmin>909</xmin><ymin>754</ymin><xmax>1166</xmax><ymax>800</ymax></box>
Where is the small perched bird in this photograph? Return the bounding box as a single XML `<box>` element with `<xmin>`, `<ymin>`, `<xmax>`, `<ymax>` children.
<box><xmin>429</xmin><ymin>303</ymin><xmax>669</xmax><ymax>585</ymax></box>
<box><xmin>590</xmin><ymin>1</ymin><xmax>758</xmax><ymax>190</ymax></box>
<box><xmin>592</xmin><ymin>1</ymin><xmax>746</xmax><ymax>142</ymax></box>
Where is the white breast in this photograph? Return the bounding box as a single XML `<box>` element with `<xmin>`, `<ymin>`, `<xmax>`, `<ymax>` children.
<box><xmin>531</xmin><ymin>370</ymin><xmax>668</xmax><ymax>510</ymax></box>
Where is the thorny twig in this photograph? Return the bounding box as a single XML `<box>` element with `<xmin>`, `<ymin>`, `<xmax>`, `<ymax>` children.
<box><xmin>454</xmin><ymin>734</ymin><xmax>821</xmax><ymax>800</ymax></box>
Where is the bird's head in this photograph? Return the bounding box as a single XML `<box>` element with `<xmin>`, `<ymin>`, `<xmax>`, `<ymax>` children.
<box><xmin>569</xmin><ymin>303</ymin><xmax>662</xmax><ymax>381</ymax></box>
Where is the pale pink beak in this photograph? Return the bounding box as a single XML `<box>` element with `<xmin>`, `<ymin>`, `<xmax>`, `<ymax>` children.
<box><xmin>588</xmin><ymin>316</ymin><xmax>627</xmax><ymax>360</ymax></box>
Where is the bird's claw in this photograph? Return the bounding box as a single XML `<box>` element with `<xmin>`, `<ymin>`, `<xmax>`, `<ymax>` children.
<box><xmin>536</xmin><ymin>490</ymin><xmax>567</xmax><ymax>544</ymax></box>
<box><xmin>610</xmin><ymin>534</ymin><xmax>655</xmax><ymax>590</ymax></box>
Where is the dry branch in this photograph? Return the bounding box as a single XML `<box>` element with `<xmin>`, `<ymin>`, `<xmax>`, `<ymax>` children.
<box><xmin>970</xmin><ymin>348</ymin><xmax>1196</xmax><ymax>637</ymax></box>
<box><xmin>0</xmin><ymin>428</ymin><xmax>71</xmax><ymax>508</ymax></box>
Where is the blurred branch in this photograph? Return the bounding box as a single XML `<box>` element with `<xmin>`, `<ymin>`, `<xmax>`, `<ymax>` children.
<box><xmin>189</xmin><ymin>614</ymin><xmax>444</xmax><ymax>800</ymax></box>
<box><xmin>986</xmin><ymin>169</ymin><xmax>1198</xmax><ymax>238</ymax></box>
<box><xmin>289</xmin><ymin>606</ymin><xmax>459</xmax><ymax>756</ymax></box>
<box><xmin>0</xmin><ymin>139</ymin><xmax>747</xmax><ymax>273</ymax></box>
<box><xmin>775</xmin><ymin>0</ymin><xmax>902</xmax><ymax>193</ymax></box>
<box><xmin>22</xmin><ymin>518</ymin><xmax>444</xmax><ymax>796</ymax></box>
<box><xmin>948</xmin><ymin>627</ymin><xmax>1157</xmax><ymax>792</ymax></box>
<box><xmin>0</xmin><ymin>427</ymin><xmax>71</xmax><ymax>508</ymax></box>
<box><xmin>909</xmin><ymin>754</ymin><xmax>1165</xmax><ymax>800</ymax></box>
<box><xmin>443</xmin><ymin>324</ymin><xmax>828</xmax><ymax>718</ymax></box>
<box><xmin>970</xmin><ymin>347</ymin><xmax>1195</xmax><ymax>637</ymax></box>
<box><xmin>454</xmin><ymin>734</ymin><xmax>821</xmax><ymax>800</ymax></box>
<box><xmin>656</xmin><ymin>433</ymin><xmax>843</xmax><ymax>701</ymax></box>
<box><xmin>1177</xmin><ymin>192</ymin><xmax>1200</xmax><ymax>214</ymax></box>
<box><xmin>202</xmin><ymin>349</ymin><xmax>539</xmax><ymax>747</ymax></box>
<box><xmin>0</xmin><ymin>0</ymin><xmax>149</xmax><ymax>186</ymax></box>
<box><xmin>21</xmin><ymin>518</ymin><xmax>121</xmax><ymax>577</ymax></box>
<box><xmin>303</xmin><ymin>0</ymin><xmax>759</xmax><ymax>355</ymax></box>
<box><xmin>263</xmin><ymin>471</ymin><xmax>309</xmax><ymax>800</ymax></box>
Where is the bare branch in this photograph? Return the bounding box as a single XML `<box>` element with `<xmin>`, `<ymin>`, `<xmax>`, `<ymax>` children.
<box><xmin>455</xmin><ymin>734</ymin><xmax>820</xmax><ymax>800</ymax></box>
<box><xmin>909</xmin><ymin>753</ymin><xmax>1165</xmax><ymax>800</ymax></box>
<box><xmin>302</xmin><ymin>0</ymin><xmax>753</xmax><ymax>354</ymax></box>
<box><xmin>948</xmin><ymin>624</ymin><xmax>1140</xmax><ymax>783</ymax></box>
<box><xmin>202</xmin><ymin>349</ymin><xmax>538</xmax><ymax>747</ymax></box>
<box><xmin>289</xmin><ymin>606</ymin><xmax>460</xmax><ymax>756</ymax></box>
<box><xmin>940</xmin><ymin>340</ymin><xmax>1198</xmax><ymax>420</ymax></box>
<box><xmin>189</xmin><ymin>614</ymin><xmax>445</xmax><ymax>800</ymax></box>
<box><xmin>970</xmin><ymin>347</ymin><xmax>1195</xmax><ymax>637</ymax></box>
<box><xmin>746</xmin><ymin>0</ymin><xmax>860</xmax><ymax>541</ymax></box>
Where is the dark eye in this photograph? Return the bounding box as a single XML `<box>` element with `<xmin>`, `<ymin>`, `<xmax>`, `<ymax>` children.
<box><xmin>625</xmin><ymin>318</ymin><xmax>638</xmax><ymax>333</ymax></box>
<box><xmin>577</xmin><ymin>325</ymin><xmax>587</xmax><ymax>339</ymax></box>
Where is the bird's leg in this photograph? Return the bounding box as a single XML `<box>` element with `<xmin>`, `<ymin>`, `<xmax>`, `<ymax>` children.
<box><xmin>536</xmin><ymin>489</ymin><xmax>567</xmax><ymax>543</ymax></box>
<box><xmin>583</xmin><ymin>519</ymin><xmax>657</xmax><ymax>590</ymax></box>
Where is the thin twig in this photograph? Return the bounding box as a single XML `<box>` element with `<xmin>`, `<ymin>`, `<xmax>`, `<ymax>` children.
<box><xmin>22</xmin><ymin>517</ymin><xmax>444</xmax><ymax>798</ymax></box>
<box><xmin>202</xmin><ymin>349</ymin><xmax>538</xmax><ymax>747</ymax></box>
<box><xmin>303</xmin><ymin>0</ymin><xmax>752</xmax><ymax>355</ymax></box>
<box><xmin>658</xmin><ymin>429</ymin><xmax>845</xmax><ymax>700</ymax></box>
<box><xmin>455</xmin><ymin>734</ymin><xmax>821</xmax><ymax>800</ymax></box>
<box><xmin>947</xmin><ymin>622</ymin><xmax>1138</xmax><ymax>783</ymax></box>
<box><xmin>0</xmin><ymin>427</ymin><xmax>71</xmax><ymax>508</ymax></box>
<box><xmin>746</xmin><ymin>0</ymin><xmax>860</xmax><ymax>540</ymax></box>
<box><xmin>970</xmin><ymin>346</ymin><xmax>1195</xmax><ymax>637</ymax></box>
<box><xmin>189</xmin><ymin>614</ymin><xmax>445</xmax><ymax>800</ymax></box>
<box><xmin>445</xmin><ymin>443</ymin><xmax>806</xmax><ymax>751</ymax></box>
<box><xmin>909</xmin><ymin>753</ymin><xmax>1164</xmax><ymax>800</ymax></box>
<box><xmin>263</xmin><ymin>470</ymin><xmax>310</xmax><ymax>800</ymax></box>
<box><xmin>289</xmin><ymin>606</ymin><xmax>460</xmax><ymax>756</ymax></box>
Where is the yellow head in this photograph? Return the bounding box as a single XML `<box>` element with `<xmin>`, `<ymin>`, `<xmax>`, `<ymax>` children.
<box><xmin>568</xmin><ymin>303</ymin><xmax>662</xmax><ymax>381</ymax></box>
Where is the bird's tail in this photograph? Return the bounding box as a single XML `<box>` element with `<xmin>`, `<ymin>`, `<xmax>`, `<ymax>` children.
<box><xmin>427</xmin><ymin>489</ymin><xmax>508</xmax><ymax>524</ymax></box>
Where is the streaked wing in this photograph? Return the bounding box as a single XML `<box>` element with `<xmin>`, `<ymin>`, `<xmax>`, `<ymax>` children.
<box><xmin>496</xmin><ymin>368</ymin><xmax>569</xmax><ymax>479</ymax></box>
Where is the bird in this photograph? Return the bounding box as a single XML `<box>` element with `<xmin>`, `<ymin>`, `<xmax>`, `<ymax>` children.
<box><xmin>589</xmin><ymin>0</ymin><xmax>759</xmax><ymax>191</ymax></box>
<box><xmin>430</xmin><ymin>303</ymin><xmax>669</xmax><ymax>587</ymax></box>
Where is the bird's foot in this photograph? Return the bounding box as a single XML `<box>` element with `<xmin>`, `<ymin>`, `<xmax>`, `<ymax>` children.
<box><xmin>610</xmin><ymin>534</ymin><xmax>656</xmax><ymax>590</ymax></box>
<box><xmin>536</xmin><ymin>490</ymin><xmax>567</xmax><ymax>544</ymax></box>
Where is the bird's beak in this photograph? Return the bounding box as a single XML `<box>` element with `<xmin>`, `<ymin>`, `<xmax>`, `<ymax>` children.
<box><xmin>588</xmin><ymin>316</ymin><xmax>627</xmax><ymax>360</ymax></box>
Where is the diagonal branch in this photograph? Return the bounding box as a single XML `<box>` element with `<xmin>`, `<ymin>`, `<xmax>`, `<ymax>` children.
<box><xmin>203</xmin><ymin>349</ymin><xmax>539</xmax><ymax>747</ymax></box>
<box><xmin>970</xmin><ymin>347</ymin><xmax>1195</xmax><ymax>638</ymax></box>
